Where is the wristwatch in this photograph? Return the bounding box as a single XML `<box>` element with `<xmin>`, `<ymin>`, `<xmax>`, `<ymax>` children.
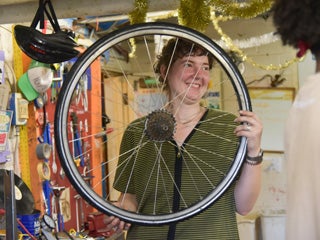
<box><xmin>245</xmin><ymin>149</ymin><xmax>263</xmax><ymax>165</ymax></box>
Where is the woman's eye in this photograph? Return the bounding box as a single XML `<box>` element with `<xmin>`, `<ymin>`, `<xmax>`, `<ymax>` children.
<box><xmin>202</xmin><ymin>66</ymin><xmax>210</xmax><ymax>71</ymax></box>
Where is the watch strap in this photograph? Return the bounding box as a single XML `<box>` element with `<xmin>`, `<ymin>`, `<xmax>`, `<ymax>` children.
<box><xmin>245</xmin><ymin>149</ymin><xmax>263</xmax><ymax>165</ymax></box>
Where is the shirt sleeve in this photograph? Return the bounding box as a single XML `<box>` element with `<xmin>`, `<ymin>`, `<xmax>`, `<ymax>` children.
<box><xmin>113</xmin><ymin>126</ymin><xmax>137</xmax><ymax>194</ymax></box>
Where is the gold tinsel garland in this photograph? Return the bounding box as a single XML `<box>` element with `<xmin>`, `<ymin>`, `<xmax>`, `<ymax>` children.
<box><xmin>127</xmin><ymin>0</ymin><xmax>299</xmax><ymax>71</ymax></box>
<box><xmin>129</xmin><ymin>0</ymin><xmax>148</xmax><ymax>24</ymax></box>
<box><xmin>128</xmin><ymin>0</ymin><xmax>275</xmax><ymax>25</ymax></box>
<box><xmin>178</xmin><ymin>0</ymin><xmax>211</xmax><ymax>32</ymax></box>
<box><xmin>128</xmin><ymin>0</ymin><xmax>148</xmax><ymax>57</ymax></box>
<box><xmin>211</xmin><ymin>13</ymin><xmax>301</xmax><ymax>71</ymax></box>
<box><xmin>210</xmin><ymin>0</ymin><xmax>274</xmax><ymax>19</ymax></box>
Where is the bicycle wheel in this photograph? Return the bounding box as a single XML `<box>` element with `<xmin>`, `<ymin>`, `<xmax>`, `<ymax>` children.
<box><xmin>54</xmin><ymin>22</ymin><xmax>251</xmax><ymax>225</ymax></box>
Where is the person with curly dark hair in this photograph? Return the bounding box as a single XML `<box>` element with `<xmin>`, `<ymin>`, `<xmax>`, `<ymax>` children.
<box><xmin>273</xmin><ymin>0</ymin><xmax>320</xmax><ymax>239</ymax></box>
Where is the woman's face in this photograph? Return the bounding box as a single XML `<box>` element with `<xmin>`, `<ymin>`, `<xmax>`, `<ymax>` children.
<box><xmin>164</xmin><ymin>55</ymin><xmax>211</xmax><ymax>104</ymax></box>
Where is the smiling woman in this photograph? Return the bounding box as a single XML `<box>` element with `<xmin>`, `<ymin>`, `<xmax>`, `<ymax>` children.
<box><xmin>152</xmin><ymin>38</ymin><xmax>213</xmax><ymax>145</ymax></box>
<box><xmin>54</xmin><ymin>22</ymin><xmax>262</xmax><ymax>240</ymax></box>
<box><xmin>105</xmin><ymin>32</ymin><xmax>262</xmax><ymax>240</ymax></box>
<box><xmin>156</xmin><ymin>38</ymin><xmax>212</xmax><ymax>105</ymax></box>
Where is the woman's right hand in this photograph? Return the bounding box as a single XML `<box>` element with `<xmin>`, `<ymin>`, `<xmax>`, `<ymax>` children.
<box><xmin>103</xmin><ymin>210</ymin><xmax>131</xmax><ymax>233</ymax></box>
<box><xmin>103</xmin><ymin>193</ymin><xmax>137</xmax><ymax>233</ymax></box>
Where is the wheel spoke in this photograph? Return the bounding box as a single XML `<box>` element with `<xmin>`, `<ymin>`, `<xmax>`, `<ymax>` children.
<box><xmin>54</xmin><ymin>22</ymin><xmax>250</xmax><ymax>225</ymax></box>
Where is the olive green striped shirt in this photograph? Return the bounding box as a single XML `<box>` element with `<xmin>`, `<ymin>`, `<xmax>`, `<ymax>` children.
<box><xmin>114</xmin><ymin>109</ymin><xmax>240</xmax><ymax>240</ymax></box>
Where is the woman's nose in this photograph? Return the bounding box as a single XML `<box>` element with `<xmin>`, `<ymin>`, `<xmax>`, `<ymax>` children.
<box><xmin>194</xmin><ymin>66</ymin><xmax>206</xmax><ymax>78</ymax></box>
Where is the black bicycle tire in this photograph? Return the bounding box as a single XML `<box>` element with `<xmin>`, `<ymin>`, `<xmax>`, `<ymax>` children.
<box><xmin>54</xmin><ymin>22</ymin><xmax>251</xmax><ymax>225</ymax></box>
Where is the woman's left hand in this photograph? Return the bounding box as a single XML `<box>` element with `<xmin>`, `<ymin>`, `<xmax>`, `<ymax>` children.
<box><xmin>234</xmin><ymin>110</ymin><xmax>263</xmax><ymax>156</ymax></box>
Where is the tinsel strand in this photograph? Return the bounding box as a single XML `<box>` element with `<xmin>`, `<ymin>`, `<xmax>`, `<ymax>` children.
<box><xmin>129</xmin><ymin>0</ymin><xmax>148</xmax><ymax>24</ymax></box>
<box><xmin>211</xmin><ymin>12</ymin><xmax>301</xmax><ymax>71</ymax></box>
<box><xmin>126</xmin><ymin>0</ymin><xmax>300</xmax><ymax>71</ymax></box>
<box><xmin>178</xmin><ymin>0</ymin><xmax>211</xmax><ymax>32</ymax></box>
<box><xmin>128</xmin><ymin>0</ymin><xmax>148</xmax><ymax>58</ymax></box>
<box><xmin>210</xmin><ymin>0</ymin><xmax>274</xmax><ymax>19</ymax></box>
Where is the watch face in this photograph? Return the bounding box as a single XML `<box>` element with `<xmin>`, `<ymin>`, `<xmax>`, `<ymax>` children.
<box><xmin>43</xmin><ymin>214</ymin><xmax>56</xmax><ymax>229</ymax></box>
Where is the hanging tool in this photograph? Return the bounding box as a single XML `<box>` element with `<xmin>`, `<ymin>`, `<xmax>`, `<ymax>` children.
<box><xmin>75</xmin><ymin>74</ymin><xmax>89</xmax><ymax>111</ymax></box>
<box><xmin>71</xmin><ymin>112</ymin><xmax>84</xmax><ymax>167</ymax></box>
<box><xmin>51</xmin><ymin>186</ymin><xmax>65</xmax><ymax>233</ymax></box>
<box><xmin>51</xmin><ymin>134</ymin><xmax>57</xmax><ymax>174</ymax></box>
<box><xmin>74</xmin><ymin>194</ymin><xmax>85</xmax><ymax>232</ymax></box>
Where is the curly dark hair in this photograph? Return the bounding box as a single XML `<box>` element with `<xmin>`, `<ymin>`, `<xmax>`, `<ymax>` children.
<box><xmin>273</xmin><ymin>0</ymin><xmax>320</xmax><ymax>54</ymax></box>
<box><xmin>154</xmin><ymin>38</ymin><xmax>214</xmax><ymax>87</ymax></box>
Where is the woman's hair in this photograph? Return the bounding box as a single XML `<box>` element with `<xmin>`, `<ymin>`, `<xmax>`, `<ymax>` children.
<box><xmin>273</xmin><ymin>0</ymin><xmax>320</xmax><ymax>54</ymax></box>
<box><xmin>154</xmin><ymin>38</ymin><xmax>214</xmax><ymax>86</ymax></box>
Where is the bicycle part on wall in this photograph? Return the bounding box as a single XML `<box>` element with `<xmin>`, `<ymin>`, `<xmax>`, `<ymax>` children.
<box><xmin>54</xmin><ymin>22</ymin><xmax>251</xmax><ymax>225</ymax></box>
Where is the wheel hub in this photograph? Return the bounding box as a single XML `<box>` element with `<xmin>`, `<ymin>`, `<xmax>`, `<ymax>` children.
<box><xmin>144</xmin><ymin>110</ymin><xmax>176</xmax><ymax>142</ymax></box>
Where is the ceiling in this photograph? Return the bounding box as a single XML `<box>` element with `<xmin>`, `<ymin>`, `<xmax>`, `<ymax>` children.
<box><xmin>0</xmin><ymin>0</ymin><xmax>276</xmax><ymax>44</ymax></box>
<box><xmin>0</xmin><ymin>0</ymin><xmax>36</xmax><ymax>4</ymax></box>
<box><xmin>0</xmin><ymin>0</ymin><xmax>180</xmax><ymax>24</ymax></box>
